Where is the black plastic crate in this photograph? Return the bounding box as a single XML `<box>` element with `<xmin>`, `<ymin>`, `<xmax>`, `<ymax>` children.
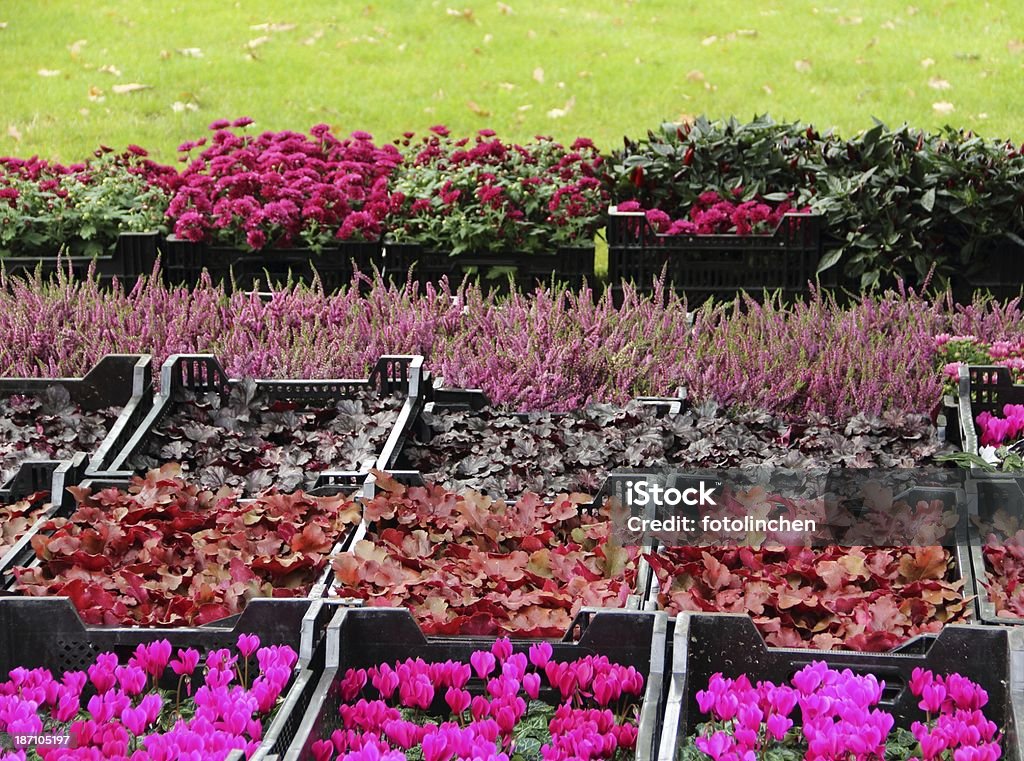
<box><xmin>279</xmin><ymin>606</ymin><xmax>668</xmax><ymax>761</ymax></box>
<box><xmin>105</xmin><ymin>354</ymin><xmax>424</xmax><ymax>489</ymax></box>
<box><xmin>968</xmin><ymin>477</ymin><xmax>1024</xmax><ymax>626</ymax></box>
<box><xmin>0</xmin><ymin>596</ymin><xmax>344</xmax><ymax>761</ymax></box>
<box><xmin>658</xmin><ymin>612</ymin><xmax>1022</xmax><ymax>761</ymax></box>
<box><xmin>161</xmin><ymin>236</ymin><xmax>379</xmax><ymax>293</ymax></box>
<box><xmin>953</xmin><ymin>364</ymin><xmax>1024</xmax><ymax>479</ymax></box>
<box><xmin>607</xmin><ymin>206</ymin><xmax>829</xmax><ymax>305</ymax></box>
<box><xmin>376</xmin><ymin>241</ymin><xmax>596</xmax><ymax>294</ymax></box>
<box><xmin>639</xmin><ymin>481</ymin><xmax>979</xmax><ymax>640</ymax></box>
<box><xmin>0</xmin><ymin>232</ymin><xmax>160</xmax><ymax>288</ymax></box>
<box><xmin>0</xmin><ymin>456</ymin><xmax>88</xmax><ymax>580</ymax></box>
<box><xmin>942</xmin><ymin>392</ymin><xmax>963</xmax><ymax>448</ymax></box>
<box><xmin>951</xmin><ymin>241</ymin><xmax>1024</xmax><ymax>305</ymax></box>
<box><xmin>326</xmin><ymin>470</ymin><xmax>655</xmax><ymax>631</ymax></box>
<box><xmin>0</xmin><ymin>354</ymin><xmax>154</xmax><ymax>476</ymax></box>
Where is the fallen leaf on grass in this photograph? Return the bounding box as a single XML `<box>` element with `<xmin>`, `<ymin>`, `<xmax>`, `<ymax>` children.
<box><xmin>0</xmin><ymin>22</ymin><xmax>7</xmax><ymax>30</ymax></box>
<box><xmin>466</xmin><ymin>99</ymin><xmax>491</xmax><ymax>116</ymax></box>
<box><xmin>250</xmin><ymin>22</ymin><xmax>296</xmax><ymax>32</ymax></box>
<box><xmin>247</xmin><ymin>36</ymin><xmax>271</xmax><ymax>49</ymax></box>
<box><xmin>88</xmin><ymin>86</ymin><xmax>105</xmax><ymax>102</ymax></box>
<box><xmin>794</xmin><ymin>59</ymin><xmax>812</xmax><ymax>73</ymax></box>
<box><xmin>1008</xmin><ymin>39</ymin><xmax>1024</xmax><ymax>55</ymax></box>
<box><xmin>303</xmin><ymin>30</ymin><xmax>324</xmax><ymax>45</ymax></box>
<box><xmin>686</xmin><ymin>69</ymin><xmax>705</xmax><ymax>81</ymax></box>
<box><xmin>98</xmin><ymin>64</ymin><xmax>121</xmax><ymax>76</ymax></box>
<box><xmin>701</xmin><ymin>35</ymin><xmax>717</xmax><ymax>46</ymax></box>
<box><xmin>447</xmin><ymin>7</ymin><xmax>476</xmax><ymax>22</ymax></box>
<box><xmin>498</xmin><ymin>2</ymin><xmax>514</xmax><ymax>14</ymax></box>
<box><xmin>932</xmin><ymin>101</ymin><xmax>955</xmax><ymax>115</ymax></box>
<box><xmin>68</xmin><ymin>39</ymin><xmax>87</xmax><ymax>59</ymax></box>
<box><xmin>38</xmin><ymin>69</ymin><xmax>62</xmax><ymax>77</ymax></box>
<box><xmin>928</xmin><ymin>77</ymin><xmax>951</xmax><ymax>90</ymax></box>
<box><xmin>112</xmin><ymin>83</ymin><xmax>151</xmax><ymax>94</ymax></box>
<box><xmin>499</xmin><ymin>82</ymin><xmax>516</xmax><ymax>90</ymax></box>
<box><xmin>7</xmin><ymin>124</ymin><xmax>21</xmax><ymax>142</ymax></box>
<box><xmin>547</xmin><ymin>96</ymin><xmax>574</xmax><ymax>119</ymax></box>
<box><xmin>532</xmin><ymin>66</ymin><xmax>544</xmax><ymax>83</ymax></box>
<box><xmin>171</xmin><ymin>101</ymin><xmax>199</xmax><ymax>113</ymax></box>
<box><xmin>177</xmin><ymin>48</ymin><xmax>204</xmax><ymax>58</ymax></box>
<box><xmin>921</xmin><ymin>57</ymin><xmax>935</xmax><ymax>68</ymax></box>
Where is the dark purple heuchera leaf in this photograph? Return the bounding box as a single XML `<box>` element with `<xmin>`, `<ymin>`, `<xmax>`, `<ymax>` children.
<box><xmin>128</xmin><ymin>382</ymin><xmax>402</xmax><ymax>496</ymax></box>
<box><xmin>1</xmin><ymin>387</ymin><xmax>120</xmax><ymax>484</ymax></box>
<box><xmin>402</xmin><ymin>400</ymin><xmax>951</xmax><ymax>499</ymax></box>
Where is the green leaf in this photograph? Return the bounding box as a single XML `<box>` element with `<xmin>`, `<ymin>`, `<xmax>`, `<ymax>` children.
<box><xmin>816</xmin><ymin>248</ymin><xmax>843</xmax><ymax>274</ymax></box>
<box><xmin>919</xmin><ymin>187</ymin><xmax>936</xmax><ymax>213</ymax></box>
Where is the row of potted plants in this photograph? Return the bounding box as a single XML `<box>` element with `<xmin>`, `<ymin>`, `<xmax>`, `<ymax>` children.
<box><xmin>0</xmin><ymin>602</ymin><xmax>1016</xmax><ymax>761</ymax></box>
<box><xmin>2</xmin><ymin>116</ymin><xmax>1022</xmax><ymax>296</ymax></box>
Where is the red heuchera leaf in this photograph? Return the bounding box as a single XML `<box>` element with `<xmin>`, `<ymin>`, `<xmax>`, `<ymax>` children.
<box><xmin>647</xmin><ymin>542</ymin><xmax>970</xmax><ymax>652</ymax></box>
<box><xmin>12</xmin><ymin>466</ymin><xmax>361</xmax><ymax>626</ymax></box>
<box><xmin>0</xmin><ymin>491</ymin><xmax>51</xmax><ymax>556</ymax></box>
<box><xmin>330</xmin><ymin>471</ymin><xmax>638</xmax><ymax>637</ymax></box>
<box><xmin>982</xmin><ymin>519</ymin><xmax>1024</xmax><ymax>619</ymax></box>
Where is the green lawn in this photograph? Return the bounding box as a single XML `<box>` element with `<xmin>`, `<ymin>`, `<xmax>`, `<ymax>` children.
<box><xmin>1</xmin><ymin>1</ymin><xmax>1022</xmax><ymax>162</ymax></box>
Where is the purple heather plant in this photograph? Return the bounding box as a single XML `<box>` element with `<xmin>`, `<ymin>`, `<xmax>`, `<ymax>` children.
<box><xmin>0</xmin><ymin>267</ymin><xmax>1022</xmax><ymax>420</ymax></box>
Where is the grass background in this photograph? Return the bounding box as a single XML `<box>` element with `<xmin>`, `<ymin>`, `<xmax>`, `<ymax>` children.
<box><xmin>1</xmin><ymin>0</ymin><xmax>1022</xmax><ymax>163</ymax></box>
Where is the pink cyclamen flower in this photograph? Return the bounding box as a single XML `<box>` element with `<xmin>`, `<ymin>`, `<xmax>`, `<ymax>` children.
<box><xmin>237</xmin><ymin>633</ymin><xmax>261</xmax><ymax>658</ymax></box>
<box><xmin>170</xmin><ymin>648</ymin><xmax>201</xmax><ymax>677</ymax></box>
<box><xmin>470</xmin><ymin>651</ymin><xmax>496</xmax><ymax>680</ymax></box>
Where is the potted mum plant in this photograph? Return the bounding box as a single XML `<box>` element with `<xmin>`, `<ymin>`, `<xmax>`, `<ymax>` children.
<box><xmin>382</xmin><ymin>127</ymin><xmax>607</xmax><ymax>293</ymax></box>
<box><xmin>606</xmin><ymin>189</ymin><xmax>825</xmax><ymax>307</ymax></box>
<box><xmin>0</xmin><ymin>146</ymin><xmax>175</xmax><ymax>286</ymax></box>
<box><xmin>164</xmin><ymin>118</ymin><xmax>401</xmax><ymax>292</ymax></box>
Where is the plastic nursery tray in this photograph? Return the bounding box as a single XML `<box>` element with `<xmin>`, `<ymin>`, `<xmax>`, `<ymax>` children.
<box><xmin>326</xmin><ymin>469</ymin><xmax>656</xmax><ymax>624</ymax></box>
<box><xmin>388</xmin><ymin>379</ymin><xmax>688</xmax><ymax>492</ymax></box>
<box><xmin>0</xmin><ymin>353</ymin><xmax>154</xmax><ymax>475</ymax></box>
<box><xmin>375</xmin><ymin>241</ymin><xmax>596</xmax><ymax>294</ymax></box>
<box><xmin>105</xmin><ymin>353</ymin><xmax>425</xmax><ymax>487</ymax></box>
<box><xmin>160</xmin><ymin>235</ymin><xmax>381</xmax><ymax>293</ymax></box>
<box><xmin>0</xmin><ymin>464</ymin><xmax>369</xmax><ymax>622</ymax></box>
<box><xmin>605</xmin><ymin>205</ymin><xmax>829</xmax><ymax>306</ymax></box>
<box><xmin>968</xmin><ymin>476</ymin><xmax>1024</xmax><ymax>626</ymax></box>
<box><xmin>658</xmin><ymin>612</ymin><xmax>1024</xmax><ymax>761</ymax></box>
<box><xmin>0</xmin><ymin>596</ymin><xmax>348</xmax><ymax>761</ymax></box>
<box><xmin>279</xmin><ymin>606</ymin><xmax>668</xmax><ymax>761</ymax></box>
<box><xmin>639</xmin><ymin>481</ymin><xmax>980</xmax><ymax>633</ymax></box>
<box><xmin>0</xmin><ymin>232</ymin><xmax>160</xmax><ymax>289</ymax></box>
<box><xmin>955</xmin><ymin>364</ymin><xmax>1024</xmax><ymax>480</ymax></box>
<box><xmin>0</xmin><ymin>457</ymin><xmax>85</xmax><ymax>578</ymax></box>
